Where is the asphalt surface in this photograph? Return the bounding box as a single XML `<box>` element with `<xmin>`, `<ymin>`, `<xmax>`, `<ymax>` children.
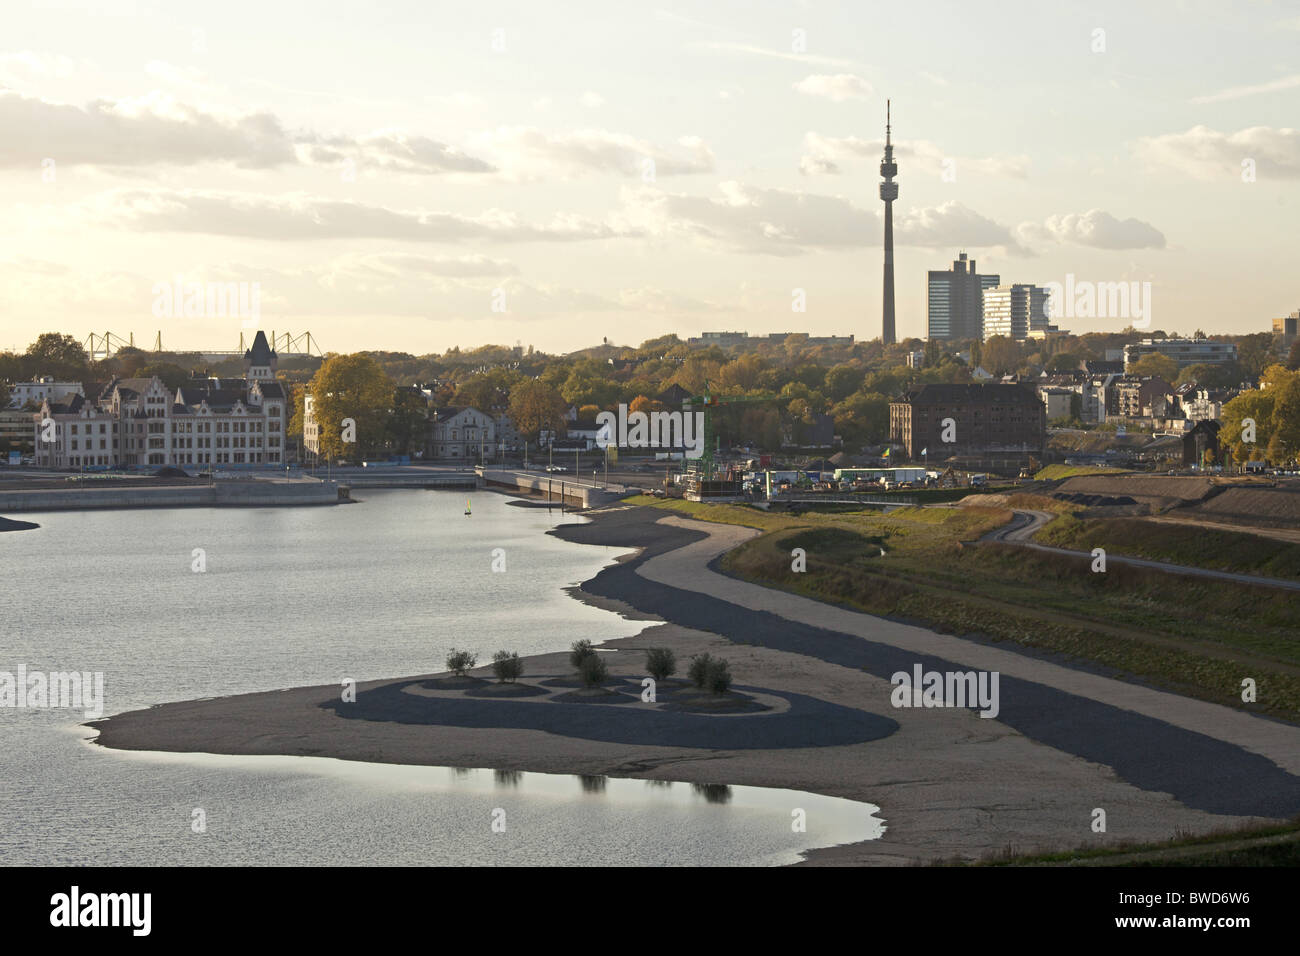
<box><xmin>553</xmin><ymin>507</ymin><xmax>1300</xmax><ymax>818</ymax></box>
<box><xmin>985</xmin><ymin>509</ymin><xmax>1300</xmax><ymax>591</ymax></box>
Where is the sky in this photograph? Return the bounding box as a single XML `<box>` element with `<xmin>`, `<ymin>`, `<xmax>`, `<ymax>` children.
<box><xmin>1</xmin><ymin>0</ymin><xmax>1298</xmax><ymax>356</ymax></box>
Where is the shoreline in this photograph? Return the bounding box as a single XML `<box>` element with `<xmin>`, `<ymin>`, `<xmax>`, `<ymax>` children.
<box><xmin>89</xmin><ymin>501</ymin><xmax>1300</xmax><ymax>866</ymax></box>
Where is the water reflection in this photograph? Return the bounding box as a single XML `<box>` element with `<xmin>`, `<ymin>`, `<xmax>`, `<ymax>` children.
<box><xmin>578</xmin><ymin>774</ymin><xmax>608</xmax><ymax>794</ymax></box>
<box><xmin>494</xmin><ymin>770</ymin><xmax>522</xmax><ymax>788</ymax></box>
<box><xmin>691</xmin><ymin>782</ymin><xmax>733</xmax><ymax>805</ymax></box>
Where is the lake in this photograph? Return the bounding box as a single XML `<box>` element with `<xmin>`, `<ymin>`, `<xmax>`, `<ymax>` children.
<box><xmin>0</xmin><ymin>490</ymin><xmax>882</xmax><ymax>865</ymax></box>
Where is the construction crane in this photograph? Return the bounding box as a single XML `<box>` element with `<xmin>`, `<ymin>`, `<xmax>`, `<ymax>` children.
<box><xmin>683</xmin><ymin>381</ymin><xmax>777</xmax><ymax>478</ymax></box>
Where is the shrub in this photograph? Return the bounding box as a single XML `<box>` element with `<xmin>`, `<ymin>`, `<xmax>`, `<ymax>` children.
<box><xmin>570</xmin><ymin>639</ymin><xmax>597</xmax><ymax>671</ymax></box>
<box><xmin>705</xmin><ymin>658</ymin><xmax>732</xmax><ymax>695</ymax></box>
<box><xmin>578</xmin><ymin>653</ymin><xmax>608</xmax><ymax>688</ymax></box>
<box><xmin>687</xmin><ymin>653</ymin><xmax>714</xmax><ymax>688</ymax></box>
<box><xmin>446</xmin><ymin>648</ymin><xmax>477</xmax><ymax>677</ymax></box>
<box><xmin>645</xmin><ymin>647</ymin><xmax>677</xmax><ymax>682</ymax></box>
<box><xmin>491</xmin><ymin>650</ymin><xmax>524</xmax><ymax>683</ymax></box>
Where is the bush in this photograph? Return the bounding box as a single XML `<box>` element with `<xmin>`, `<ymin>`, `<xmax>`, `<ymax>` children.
<box><xmin>446</xmin><ymin>648</ymin><xmax>477</xmax><ymax>677</ymax></box>
<box><xmin>577</xmin><ymin>653</ymin><xmax>608</xmax><ymax>688</ymax></box>
<box><xmin>645</xmin><ymin>647</ymin><xmax>677</xmax><ymax>682</ymax></box>
<box><xmin>491</xmin><ymin>650</ymin><xmax>524</xmax><ymax>683</ymax></box>
<box><xmin>687</xmin><ymin>653</ymin><xmax>714</xmax><ymax>689</ymax></box>
<box><xmin>570</xmin><ymin>639</ymin><xmax>597</xmax><ymax>671</ymax></box>
<box><xmin>705</xmin><ymin>658</ymin><xmax>732</xmax><ymax>695</ymax></box>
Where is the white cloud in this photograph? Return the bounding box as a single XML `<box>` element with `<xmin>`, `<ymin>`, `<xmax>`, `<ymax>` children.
<box><xmin>1015</xmin><ymin>210</ymin><xmax>1166</xmax><ymax>250</ymax></box>
<box><xmin>471</xmin><ymin>126</ymin><xmax>714</xmax><ymax>179</ymax></box>
<box><xmin>1134</xmin><ymin>124</ymin><xmax>1300</xmax><ymax>179</ymax></box>
<box><xmin>1191</xmin><ymin>73</ymin><xmax>1300</xmax><ymax>103</ymax></box>
<box><xmin>793</xmin><ymin>74</ymin><xmax>871</xmax><ymax>102</ymax></box>
<box><xmin>691</xmin><ymin>41</ymin><xmax>861</xmax><ymax>69</ymax></box>
<box><xmin>0</xmin><ymin>90</ymin><xmax>496</xmax><ymax>174</ymax></box>
<box><xmin>618</xmin><ymin>181</ymin><xmax>1023</xmax><ymax>255</ymax></box>
<box><xmin>579</xmin><ymin>91</ymin><xmax>606</xmax><ymax>108</ymax></box>
<box><xmin>90</xmin><ymin>188</ymin><xmax>638</xmax><ymax>243</ymax></box>
<box><xmin>799</xmin><ymin>132</ymin><xmax>1029</xmax><ymax>178</ymax></box>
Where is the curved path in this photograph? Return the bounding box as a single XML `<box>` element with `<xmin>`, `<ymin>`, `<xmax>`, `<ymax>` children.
<box><xmin>984</xmin><ymin>509</ymin><xmax>1300</xmax><ymax>591</ymax></box>
<box><xmin>556</xmin><ymin>508</ymin><xmax>1300</xmax><ymax>818</ymax></box>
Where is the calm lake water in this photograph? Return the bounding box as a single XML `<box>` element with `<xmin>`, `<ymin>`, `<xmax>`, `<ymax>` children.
<box><xmin>1</xmin><ymin>490</ymin><xmax>882</xmax><ymax>865</ymax></box>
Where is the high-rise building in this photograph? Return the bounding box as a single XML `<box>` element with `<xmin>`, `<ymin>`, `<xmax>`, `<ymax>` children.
<box><xmin>982</xmin><ymin>284</ymin><xmax>1052</xmax><ymax>341</ymax></box>
<box><xmin>1274</xmin><ymin>311</ymin><xmax>1298</xmax><ymax>351</ymax></box>
<box><xmin>879</xmin><ymin>101</ymin><xmax>898</xmax><ymax>346</ymax></box>
<box><xmin>927</xmin><ymin>253</ymin><xmax>999</xmax><ymax>341</ymax></box>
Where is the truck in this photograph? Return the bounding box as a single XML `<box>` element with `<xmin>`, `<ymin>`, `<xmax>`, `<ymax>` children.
<box><xmin>969</xmin><ymin>473</ymin><xmax>989</xmax><ymax>488</ymax></box>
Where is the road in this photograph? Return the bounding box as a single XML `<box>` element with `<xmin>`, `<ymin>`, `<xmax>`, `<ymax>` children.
<box><xmin>984</xmin><ymin>509</ymin><xmax>1300</xmax><ymax>592</ymax></box>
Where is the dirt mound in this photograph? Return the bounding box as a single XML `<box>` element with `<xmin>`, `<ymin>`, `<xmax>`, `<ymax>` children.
<box><xmin>1187</xmin><ymin>486</ymin><xmax>1300</xmax><ymax>527</ymax></box>
<box><xmin>1055</xmin><ymin>475</ymin><xmax>1216</xmax><ymax>507</ymax></box>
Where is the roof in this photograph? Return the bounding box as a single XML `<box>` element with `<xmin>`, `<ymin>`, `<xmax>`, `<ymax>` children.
<box><xmin>244</xmin><ymin>330</ymin><xmax>276</xmax><ymax>365</ymax></box>
<box><xmin>898</xmin><ymin>383</ymin><xmax>1042</xmax><ymax>406</ymax></box>
<box><xmin>255</xmin><ymin>381</ymin><xmax>286</xmax><ymax>400</ymax></box>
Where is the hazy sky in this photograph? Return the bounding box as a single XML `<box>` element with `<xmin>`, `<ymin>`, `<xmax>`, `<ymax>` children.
<box><xmin>2</xmin><ymin>0</ymin><xmax>1298</xmax><ymax>355</ymax></box>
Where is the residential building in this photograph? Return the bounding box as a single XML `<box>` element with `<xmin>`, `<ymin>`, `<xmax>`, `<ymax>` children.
<box><xmin>32</xmin><ymin>330</ymin><xmax>287</xmax><ymax>469</ymax></box>
<box><xmin>426</xmin><ymin>407</ymin><xmax>495</xmax><ymax>460</ymax></box>
<box><xmin>982</xmin><ymin>284</ymin><xmax>1054</xmax><ymax>341</ymax></box>
<box><xmin>927</xmin><ymin>252</ymin><xmax>1000</xmax><ymax>341</ymax></box>
<box><xmin>303</xmin><ymin>392</ymin><xmax>321</xmax><ymax>456</ymax></box>
<box><xmin>8</xmin><ymin>378</ymin><xmax>83</xmax><ymax>409</ymax></box>
<box><xmin>1183</xmin><ymin>420</ymin><xmax>1220</xmax><ymax>466</ymax></box>
<box><xmin>0</xmin><ymin>409</ymin><xmax>37</xmax><ymax>452</ymax></box>
<box><xmin>1110</xmin><ymin>375</ymin><xmax>1174</xmax><ymax>420</ymax></box>
<box><xmin>1123</xmin><ymin>337</ymin><xmax>1237</xmax><ymax>369</ymax></box>
<box><xmin>906</xmin><ymin>350</ymin><xmax>925</xmax><ymax>369</ymax></box>
<box><xmin>889</xmin><ymin>383</ymin><xmax>1045</xmax><ymax>459</ymax></box>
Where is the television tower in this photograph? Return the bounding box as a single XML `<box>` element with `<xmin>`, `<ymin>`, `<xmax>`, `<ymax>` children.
<box><xmin>879</xmin><ymin>99</ymin><xmax>898</xmax><ymax>345</ymax></box>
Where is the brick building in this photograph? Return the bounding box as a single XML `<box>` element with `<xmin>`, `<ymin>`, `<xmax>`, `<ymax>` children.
<box><xmin>889</xmin><ymin>383</ymin><xmax>1045</xmax><ymax>461</ymax></box>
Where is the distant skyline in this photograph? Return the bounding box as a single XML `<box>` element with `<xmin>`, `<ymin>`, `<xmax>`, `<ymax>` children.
<box><xmin>2</xmin><ymin>0</ymin><xmax>1299</xmax><ymax>354</ymax></box>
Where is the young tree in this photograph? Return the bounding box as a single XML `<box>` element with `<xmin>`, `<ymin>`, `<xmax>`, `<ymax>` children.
<box><xmin>491</xmin><ymin>650</ymin><xmax>524</xmax><ymax>683</ymax></box>
<box><xmin>645</xmin><ymin>648</ymin><xmax>676</xmax><ymax>682</ymax></box>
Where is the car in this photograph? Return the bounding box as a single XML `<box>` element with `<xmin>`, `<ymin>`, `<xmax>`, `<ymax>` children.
<box><xmin>545</xmin><ymin>464</ymin><xmax>568</xmax><ymax>473</ymax></box>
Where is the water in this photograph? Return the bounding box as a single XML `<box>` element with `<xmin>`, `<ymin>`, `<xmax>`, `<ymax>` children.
<box><xmin>0</xmin><ymin>490</ymin><xmax>882</xmax><ymax>865</ymax></box>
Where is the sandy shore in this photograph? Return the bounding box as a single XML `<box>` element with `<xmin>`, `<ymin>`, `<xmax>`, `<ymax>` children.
<box><xmin>90</xmin><ymin>503</ymin><xmax>1300</xmax><ymax>865</ymax></box>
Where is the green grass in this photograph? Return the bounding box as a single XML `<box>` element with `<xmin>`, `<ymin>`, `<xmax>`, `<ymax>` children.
<box><xmin>1036</xmin><ymin>514</ymin><xmax>1300</xmax><ymax>580</ymax></box>
<box><xmin>967</xmin><ymin>817</ymin><xmax>1300</xmax><ymax>867</ymax></box>
<box><xmin>1035</xmin><ymin>464</ymin><xmax>1133</xmax><ymax>480</ymax></box>
<box><xmin>630</xmin><ymin>497</ymin><xmax>1300</xmax><ymax>721</ymax></box>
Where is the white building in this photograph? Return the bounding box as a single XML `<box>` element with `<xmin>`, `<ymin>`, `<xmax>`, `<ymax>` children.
<box><xmin>427</xmin><ymin>407</ymin><xmax>495</xmax><ymax>460</ymax></box>
<box><xmin>33</xmin><ymin>331</ymin><xmax>287</xmax><ymax>469</ymax></box>
<box><xmin>8</xmin><ymin>378</ymin><xmax>83</xmax><ymax>408</ymax></box>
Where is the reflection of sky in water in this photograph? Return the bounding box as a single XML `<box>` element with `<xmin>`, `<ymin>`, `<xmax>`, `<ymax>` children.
<box><xmin>98</xmin><ymin>747</ymin><xmax>886</xmax><ymax>866</ymax></box>
<box><xmin>1</xmin><ymin>492</ymin><xmax>884</xmax><ymax>865</ymax></box>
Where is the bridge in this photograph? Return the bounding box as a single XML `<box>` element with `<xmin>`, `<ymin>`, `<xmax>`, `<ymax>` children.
<box><xmin>84</xmin><ymin>330</ymin><xmax>323</xmax><ymax>360</ymax></box>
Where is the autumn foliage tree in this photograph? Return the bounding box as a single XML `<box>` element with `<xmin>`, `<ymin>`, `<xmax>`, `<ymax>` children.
<box><xmin>307</xmin><ymin>353</ymin><xmax>394</xmax><ymax>462</ymax></box>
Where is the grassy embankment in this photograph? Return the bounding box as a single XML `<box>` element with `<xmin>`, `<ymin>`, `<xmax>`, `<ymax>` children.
<box><xmin>1034</xmin><ymin>464</ymin><xmax>1134</xmax><ymax>480</ymax></box>
<box><xmin>966</xmin><ymin>817</ymin><xmax>1300</xmax><ymax>867</ymax></box>
<box><xmin>1035</xmin><ymin>513</ymin><xmax>1300</xmax><ymax>580</ymax></box>
<box><xmin>625</xmin><ymin>495</ymin><xmax>1300</xmax><ymax>722</ymax></box>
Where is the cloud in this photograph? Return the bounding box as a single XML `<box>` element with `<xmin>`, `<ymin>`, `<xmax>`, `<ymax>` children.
<box><xmin>579</xmin><ymin>91</ymin><xmax>606</xmax><ymax>108</ymax></box>
<box><xmin>799</xmin><ymin>132</ymin><xmax>1029</xmax><ymax>178</ymax></box>
<box><xmin>691</xmin><ymin>41</ymin><xmax>861</xmax><ymax>69</ymax></box>
<box><xmin>793</xmin><ymin>74</ymin><xmax>871</xmax><ymax>102</ymax></box>
<box><xmin>471</xmin><ymin>126</ymin><xmax>714</xmax><ymax>179</ymax></box>
<box><xmin>297</xmin><ymin>129</ymin><xmax>495</xmax><ymax>174</ymax></box>
<box><xmin>617</xmin><ymin>287</ymin><xmax>721</xmax><ymax>312</ymax></box>
<box><xmin>1015</xmin><ymin>210</ymin><xmax>1166</xmax><ymax>249</ymax></box>
<box><xmin>0</xmin><ymin>90</ymin><xmax>297</xmax><ymax>168</ymax></box>
<box><xmin>0</xmin><ymin>90</ymin><xmax>496</xmax><ymax>174</ymax></box>
<box><xmin>1190</xmin><ymin>73</ymin><xmax>1300</xmax><ymax>104</ymax></box>
<box><xmin>336</xmin><ymin>252</ymin><xmax>519</xmax><ymax>278</ymax></box>
<box><xmin>1134</xmin><ymin>124</ymin><xmax>1300</xmax><ymax>179</ymax></box>
<box><xmin>91</xmin><ymin>188</ymin><xmax>638</xmax><ymax>243</ymax></box>
<box><xmin>619</xmin><ymin>181</ymin><xmax>1023</xmax><ymax>255</ymax></box>
<box><xmin>919</xmin><ymin>71</ymin><xmax>948</xmax><ymax>87</ymax></box>
<box><xmin>0</xmin><ymin>51</ymin><xmax>79</xmax><ymax>86</ymax></box>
